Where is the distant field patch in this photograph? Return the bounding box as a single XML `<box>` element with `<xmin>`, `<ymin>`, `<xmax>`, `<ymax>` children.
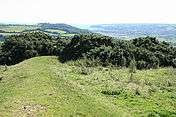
<box><xmin>0</xmin><ymin>32</ymin><xmax>17</xmax><ymax>36</ymax></box>
<box><xmin>45</xmin><ymin>29</ymin><xmax>66</xmax><ymax>34</ymax></box>
<box><xmin>61</xmin><ymin>33</ymin><xmax>75</xmax><ymax>37</ymax></box>
<box><xmin>0</xmin><ymin>25</ymin><xmax>39</xmax><ymax>32</ymax></box>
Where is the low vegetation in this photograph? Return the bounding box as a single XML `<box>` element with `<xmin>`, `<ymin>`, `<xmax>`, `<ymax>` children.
<box><xmin>60</xmin><ymin>34</ymin><xmax>176</xmax><ymax>69</ymax></box>
<box><xmin>0</xmin><ymin>56</ymin><xmax>175</xmax><ymax>116</ymax></box>
<box><xmin>0</xmin><ymin>32</ymin><xmax>176</xmax><ymax>70</ymax></box>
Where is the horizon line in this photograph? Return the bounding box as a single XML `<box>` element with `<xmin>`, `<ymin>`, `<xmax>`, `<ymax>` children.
<box><xmin>1</xmin><ymin>22</ymin><xmax>176</xmax><ymax>25</ymax></box>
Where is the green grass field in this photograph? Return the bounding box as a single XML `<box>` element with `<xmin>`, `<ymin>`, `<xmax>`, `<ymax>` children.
<box><xmin>0</xmin><ymin>25</ymin><xmax>76</xmax><ymax>38</ymax></box>
<box><xmin>61</xmin><ymin>33</ymin><xmax>75</xmax><ymax>37</ymax></box>
<box><xmin>0</xmin><ymin>56</ymin><xmax>176</xmax><ymax>117</ymax></box>
<box><xmin>44</xmin><ymin>29</ymin><xmax>75</xmax><ymax>37</ymax></box>
<box><xmin>0</xmin><ymin>32</ymin><xmax>17</xmax><ymax>36</ymax></box>
<box><xmin>0</xmin><ymin>25</ymin><xmax>39</xmax><ymax>32</ymax></box>
<box><xmin>45</xmin><ymin>29</ymin><xmax>66</xmax><ymax>34</ymax></box>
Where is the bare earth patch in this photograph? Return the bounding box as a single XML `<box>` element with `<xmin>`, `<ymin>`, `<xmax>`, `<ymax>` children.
<box><xmin>14</xmin><ymin>104</ymin><xmax>47</xmax><ymax>117</ymax></box>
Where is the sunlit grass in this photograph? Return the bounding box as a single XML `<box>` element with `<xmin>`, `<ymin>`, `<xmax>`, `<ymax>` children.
<box><xmin>0</xmin><ymin>56</ymin><xmax>175</xmax><ymax>116</ymax></box>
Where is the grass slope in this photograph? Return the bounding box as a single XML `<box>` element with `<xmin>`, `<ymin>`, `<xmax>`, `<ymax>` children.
<box><xmin>0</xmin><ymin>56</ymin><xmax>176</xmax><ymax>117</ymax></box>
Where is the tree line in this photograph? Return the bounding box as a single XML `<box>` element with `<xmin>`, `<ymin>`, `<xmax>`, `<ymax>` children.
<box><xmin>0</xmin><ymin>32</ymin><xmax>176</xmax><ymax>69</ymax></box>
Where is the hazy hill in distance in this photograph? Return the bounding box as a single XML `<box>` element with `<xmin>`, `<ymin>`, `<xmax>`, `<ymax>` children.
<box><xmin>82</xmin><ymin>24</ymin><xmax>176</xmax><ymax>42</ymax></box>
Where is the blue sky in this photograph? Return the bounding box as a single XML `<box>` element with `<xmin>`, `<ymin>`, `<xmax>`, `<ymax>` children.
<box><xmin>0</xmin><ymin>0</ymin><xmax>176</xmax><ymax>24</ymax></box>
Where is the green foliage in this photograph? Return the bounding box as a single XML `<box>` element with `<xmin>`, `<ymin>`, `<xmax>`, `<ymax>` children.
<box><xmin>60</xmin><ymin>34</ymin><xmax>115</xmax><ymax>62</ymax></box>
<box><xmin>0</xmin><ymin>32</ymin><xmax>176</xmax><ymax>69</ymax></box>
<box><xmin>0</xmin><ymin>32</ymin><xmax>60</xmax><ymax>65</ymax></box>
<box><xmin>172</xmin><ymin>58</ymin><xmax>176</xmax><ymax>68</ymax></box>
<box><xmin>137</xmin><ymin>60</ymin><xmax>148</xmax><ymax>69</ymax></box>
<box><xmin>60</xmin><ymin>35</ymin><xmax>176</xmax><ymax>69</ymax></box>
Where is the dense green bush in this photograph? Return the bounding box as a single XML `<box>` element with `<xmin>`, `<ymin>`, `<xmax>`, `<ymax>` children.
<box><xmin>60</xmin><ymin>34</ymin><xmax>115</xmax><ymax>62</ymax></box>
<box><xmin>0</xmin><ymin>32</ymin><xmax>176</xmax><ymax>69</ymax></box>
<box><xmin>60</xmin><ymin>35</ymin><xmax>176</xmax><ymax>69</ymax></box>
<box><xmin>0</xmin><ymin>32</ymin><xmax>60</xmax><ymax>65</ymax></box>
<box><xmin>173</xmin><ymin>59</ymin><xmax>176</xmax><ymax>68</ymax></box>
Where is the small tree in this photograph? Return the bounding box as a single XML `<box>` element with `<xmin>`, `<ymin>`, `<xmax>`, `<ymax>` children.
<box><xmin>129</xmin><ymin>59</ymin><xmax>136</xmax><ymax>81</ymax></box>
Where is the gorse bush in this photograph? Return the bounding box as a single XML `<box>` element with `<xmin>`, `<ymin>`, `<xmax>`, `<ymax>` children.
<box><xmin>60</xmin><ymin>34</ymin><xmax>176</xmax><ymax>69</ymax></box>
<box><xmin>59</xmin><ymin>34</ymin><xmax>115</xmax><ymax>62</ymax></box>
<box><xmin>0</xmin><ymin>32</ymin><xmax>176</xmax><ymax>69</ymax></box>
<box><xmin>0</xmin><ymin>32</ymin><xmax>66</xmax><ymax>65</ymax></box>
<box><xmin>0</xmin><ymin>32</ymin><xmax>56</xmax><ymax>65</ymax></box>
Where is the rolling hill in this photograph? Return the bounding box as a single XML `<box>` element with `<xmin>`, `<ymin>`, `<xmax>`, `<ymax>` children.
<box><xmin>0</xmin><ymin>23</ymin><xmax>91</xmax><ymax>40</ymax></box>
<box><xmin>0</xmin><ymin>56</ymin><xmax>176</xmax><ymax>116</ymax></box>
<box><xmin>38</xmin><ymin>23</ymin><xmax>91</xmax><ymax>34</ymax></box>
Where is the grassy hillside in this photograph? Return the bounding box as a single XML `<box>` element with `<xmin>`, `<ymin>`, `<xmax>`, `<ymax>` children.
<box><xmin>0</xmin><ymin>56</ymin><xmax>176</xmax><ymax>117</ymax></box>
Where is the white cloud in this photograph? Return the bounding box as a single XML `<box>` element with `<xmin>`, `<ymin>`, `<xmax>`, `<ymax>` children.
<box><xmin>0</xmin><ymin>0</ymin><xmax>176</xmax><ymax>24</ymax></box>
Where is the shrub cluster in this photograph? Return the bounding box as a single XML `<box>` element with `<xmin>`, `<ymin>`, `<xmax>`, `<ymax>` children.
<box><xmin>0</xmin><ymin>32</ymin><xmax>176</xmax><ymax>69</ymax></box>
<box><xmin>60</xmin><ymin>34</ymin><xmax>176</xmax><ymax>69</ymax></box>
<box><xmin>0</xmin><ymin>32</ymin><xmax>60</xmax><ymax>65</ymax></box>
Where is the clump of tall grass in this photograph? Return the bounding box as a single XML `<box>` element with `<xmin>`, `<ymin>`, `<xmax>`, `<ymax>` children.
<box><xmin>67</xmin><ymin>57</ymin><xmax>102</xmax><ymax>67</ymax></box>
<box><xmin>129</xmin><ymin>59</ymin><xmax>137</xmax><ymax>82</ymax></box>
<box><xmin>68</xmin><ymin>58</ymin><xmax>98</xmax><ymax>75</ymax></box>
<box><xmin>79</xmin><ymin>66</ymin><xmax>92</xmax><ymax>75</ymax></box>
<box><xmin>0</xmin><ymin>65</ymin><xmax>8</xmax><ymax>72</ymax></box>
<box><xmin>101</xmin><ymin>86</ymin><xmax>125</xmax><ymax>96</ymax></box>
